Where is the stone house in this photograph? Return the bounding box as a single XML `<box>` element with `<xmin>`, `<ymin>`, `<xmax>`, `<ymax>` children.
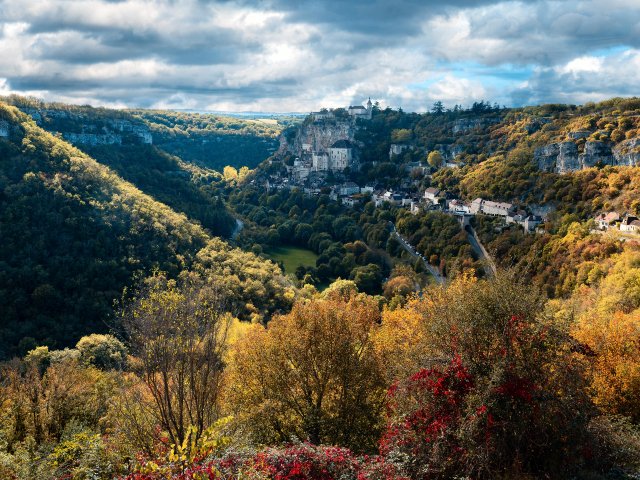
<box><xmin>620</xmin><ymin>215</ymin><xmax>640</xmax><ymax>233</ymax></box>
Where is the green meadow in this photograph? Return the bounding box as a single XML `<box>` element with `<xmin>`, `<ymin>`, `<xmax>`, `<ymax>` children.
<box><xmin>265</xmin><ymin>245</ymin><xmax>318</xmax><ymax>273</ymax></box>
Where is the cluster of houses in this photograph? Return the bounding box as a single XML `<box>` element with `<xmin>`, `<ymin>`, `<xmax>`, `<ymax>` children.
<box><xmin>284</xmin><ymin>99</ymin><xmax>375</xmax><ymax>180</ymax></box>
<box><xmin>320</xmin><ymin>182</ymin><xmax>544</xmax><ymax>233</ymax></box>
<box><xmin>266</xmin><ymin>101</ymin><xmax>547</xmax><ymax>235</ymax></box>
<box><xmin>594</xmin><ymin>211</ymin><xmax>640</xmax><ymax>234</ymax></box>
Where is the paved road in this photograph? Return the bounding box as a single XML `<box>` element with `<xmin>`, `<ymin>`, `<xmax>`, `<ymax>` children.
<box><xmin>464</xmin><ymin>224</ymin><xmax>497</xmax><ymax>277</ymax></box>
<box><xmin>389</xmin><ymin>223</ymin><xmax>445</xmax><ymax>285</ymax></box>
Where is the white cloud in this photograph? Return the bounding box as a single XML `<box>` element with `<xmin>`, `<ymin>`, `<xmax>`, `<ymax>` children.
<box><xmin>558</xmin><ymin>56</ymin><xmax>604</xmax><ymax>75</ymax></box>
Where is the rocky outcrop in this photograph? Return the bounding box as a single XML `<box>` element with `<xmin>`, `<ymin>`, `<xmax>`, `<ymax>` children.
<box><xmin>452</xmin><ymin>117</ymin><xmax>500</xmax><ymax>134</ymax></box>
<box><xmin>581</xmin><ymin>141</ymin><xmax>613</xmax><ymax>168</ymax></box>
<box><xmin>434</xmin><ymin>143</ymin><xmax>465</xmax><ymax>160</ymax></box>
<box><xmin>0</xmin><ymin>120</ymin><xmax>9</xmax><ymax>138</ymax></box>
<box><xmin>283</xmin><ymin>120</ymin><xmax>356</xmax><ymax>157</ymax></box>
<box><xmin>19</xmin><ymin>107</ymin><xmax>153</xmax><ymax>145</ymax></box>
<box><xmin>613</xmin><ymin>138</ymin><xmax>640</xmax><ymax>167</ymax></box>
<box><xmin>567</xmin><ymin>130</ymin><xmax>590</xmax><ymax>140</ymax></box>
<box><xmin>535</xmin><ymin>141</ymin><xmax>617</xmax><ymax>173</ymax></box>
<box><xmin>63</xmin><ymin>132</ymin><xmax>123</xmax><ymax>146</ymax></box>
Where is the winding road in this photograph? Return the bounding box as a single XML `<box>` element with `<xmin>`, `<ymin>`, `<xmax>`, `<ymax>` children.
<box><xmin>389</xmin><ymin>223</ymin><xmax>445</xmax><ymax>285</ymax></box>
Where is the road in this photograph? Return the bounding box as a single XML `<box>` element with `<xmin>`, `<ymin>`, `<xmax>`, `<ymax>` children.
<box><xmin>464</xmin><ymin>224</ymin><xmax>497</xmax><ymax>277</ymax></box>
<box><xmin>389</xmin><ymin>223</ymin><xmax>445</xmax><ymax>285</ymax></box>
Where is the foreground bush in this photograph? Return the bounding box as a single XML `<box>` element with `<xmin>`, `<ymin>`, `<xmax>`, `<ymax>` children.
<box><xmin>121</xmin><ymin>442</ymin><xmax>404</xmax><ymax>480</ymax></box>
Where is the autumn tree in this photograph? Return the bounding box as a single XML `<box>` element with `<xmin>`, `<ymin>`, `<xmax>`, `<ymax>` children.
<box><xmin>121</xmin><ymin>273</ymin><xmax>229</xmax><ymax>447</ymax></box>
<box><xmin>427</xmin><ymin>150</ymin><xmax>444</xmax><ymax>168</ymax></box>
<box><xmin>227</xmin><ymin>291</ymin><xmax>387</xmax><ymax>452</ymax></box>
<box><xmin>223</xmin><ymin>165</ymin><xmax>239</xmax><ymax>182</ymax></box>
<box><xmin>377</xmin><ymin>273</ymin><xmax>597</xmax><ymax>478</ymax></box>
<box><xmin>570</xmin><ymin>249</ymin><xmax>640</xmax><ymax>422</ymax></box>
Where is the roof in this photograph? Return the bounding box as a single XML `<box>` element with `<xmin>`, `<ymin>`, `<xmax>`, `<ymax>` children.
<box><xmin>330</xmin><ymin>139</ymin><xmax>352</xmax><ymax>148</ymax></box>
<box><xmin>425</xmin><ymin>187</ymin><xmax>441</xmax><ymax>195</ymax></box>
<box><xmin>349</xmin><ymin>105</ymin><xmax>366</xmax><ymax>110</ymax></box>
<box><xmin>484</xmin><ymin>200</ymin><xmax>513</xmax><ymax>210</ymax></box>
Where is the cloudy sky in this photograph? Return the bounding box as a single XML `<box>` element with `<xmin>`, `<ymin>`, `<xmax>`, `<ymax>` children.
<box><xmin>0</xmin><ymin>0</ymin><xmax>638</xmax><ymax>112</ymax></box>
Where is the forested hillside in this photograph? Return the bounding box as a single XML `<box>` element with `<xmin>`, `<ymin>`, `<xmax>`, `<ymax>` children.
<box><xmin>1</xmin><ymin>96</ymin><xmax>287</xmax><ymax>172</ymax></box>
<box><xmin>132</xmin><ymin>109</ymin><xmax>287</xmax><ymax>170</ymax></box>
<box><xmin>85</xmin><ymin>144</ymin><xmax>236</xmax><ymax>238</ymax></box>
<box><xmin>0</xmin><ymin>103</ymin><xmax>290</xmax><ymax>359</ymax></box>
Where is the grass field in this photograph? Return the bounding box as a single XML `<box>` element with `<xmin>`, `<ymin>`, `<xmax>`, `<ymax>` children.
<box><xmin>265</xmin><ymin>245</ymin><xmax>318</xmax><ymax>273</ymax></box>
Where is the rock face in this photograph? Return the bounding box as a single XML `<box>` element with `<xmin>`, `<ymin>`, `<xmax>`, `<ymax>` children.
<box><xmin>434</xmin><ymin>143</ymin><xmax>465</xmax><ymax>160</ymax></box>
<box><xmin>535</xmin><ymin>140</ymin><xmax>621</xmax><ymax>173</ymax></box>
<box><xmin>283</xmin><ymin>120</ymin><xmax>356</xmax><ymax>157</ymax></box>
<box><xmin>452</xmin><ymin>117</ymin><xmax>500</xmax><ymax>134</ymax></box>
<box><xmin>19</xmin><ymin>107</ymin><xmax>153</xmax><ymax>146</ymax></box>
<box><xmin>581</xmin><ymin>141</ymin><xmax>613</xmax><ymax>168</ymax></box>
<box><xmin>613</xmin><ymin>138</ymin><xmax>640</xmax><ymax>167</ymax></box>
<box><xmin>63</xmin><ymin>132</ymin><xmax>123</xmax><ymax>146</ymax></box>
<box><xmin>0</xmin><ymin>120</ymin><xmax>9</xmax><ymax>138</ymax></box>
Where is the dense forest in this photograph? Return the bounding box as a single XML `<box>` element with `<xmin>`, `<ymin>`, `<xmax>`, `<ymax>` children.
<box><xmin>0</xmin><ymin>103</ymin><xmax>290</xmax><ymax>359</ymax></box>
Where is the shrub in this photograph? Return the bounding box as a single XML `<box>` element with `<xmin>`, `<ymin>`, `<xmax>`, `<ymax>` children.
<box><xmin>76</xmin><ymin>334</ymin><xmax>128</xmax><ymax>370</ymax></box>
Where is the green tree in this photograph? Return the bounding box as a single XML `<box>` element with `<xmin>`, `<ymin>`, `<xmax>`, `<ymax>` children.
<box><xmin>76</xmin><ymin>334</ymin><xmax>127</xmax><ymax>370</ymax></box>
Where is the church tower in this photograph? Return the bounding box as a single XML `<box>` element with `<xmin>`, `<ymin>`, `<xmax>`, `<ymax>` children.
<box><xmin>366</xmin><ymin>97</ymin><xmax>373</xmax><ymax>119</ymax></box>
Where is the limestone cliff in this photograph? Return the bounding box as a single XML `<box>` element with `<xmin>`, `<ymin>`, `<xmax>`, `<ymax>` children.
<box><xmin>19</xmin><ymin>107</ymin><xmax>153</xmax><ymax>146</ymax></box>
<box><xmin>613</xmin><ymin>138</ymin><xmax>640</xmax><ymax>167</ymax></box>
<box><xmin>534</xmin><ymin>140</ymin><xmax>635</xmax><ymax>173</ymax></box>
<box><xmin>280</xmin><ymin>119</ymin><xmax>357</xmax><ymax>157</ymax></box>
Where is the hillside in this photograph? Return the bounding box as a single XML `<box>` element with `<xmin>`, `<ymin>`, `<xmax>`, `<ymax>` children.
<box><xmin>1</xmin><ymin>96</ymin><xmax>286</xmax><ymax>172</ymax></box>
<box><xmin>232</xmin><ymin>98</ymin><xmax>640</xmax><ymax>298</ymax></box>
<box><xmin>0</xmin><ymin>103</ymin><xmax>252</xmax><ymax>358</ymax></box>
<box><xmin>132</xmin><ymin>109</ymin><xmax>287</xmax><ymax>170</ymax></box>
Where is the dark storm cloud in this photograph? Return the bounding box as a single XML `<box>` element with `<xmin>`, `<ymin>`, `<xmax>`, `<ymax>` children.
<box><xmin>30</xmin><ymin>27</ymin><xmax>259</xmax><ymax>66</ymax></box>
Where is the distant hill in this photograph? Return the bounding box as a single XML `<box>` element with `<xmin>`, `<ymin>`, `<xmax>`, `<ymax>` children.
<box><xmin>131</xmin><ymin>109</ymin><xmax>287</xmax><ymax>171</ymax></box>
<box><xmin>0</xmin><ymin>97</ymin><xmax>287</xmax><ymax>172</ymax></box>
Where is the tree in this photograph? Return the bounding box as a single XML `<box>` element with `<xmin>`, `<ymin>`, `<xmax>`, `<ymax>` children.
<box><xmin>227</xmin><ymin>293</ymin><xmax>387</xmax><ymax>452</ymax></box>
<box><xmin>432</xmin><ymin>101</ymin><xmax>445</xmax><ymax>115</ymax></box>
<box><xmin>121</xmin><ymin>273</ymin><xmax>229</xmax><ymax>447</ymax></box>
<box><xmin>377</xmin><ymin>274</ymin><xmax>596</xmax><ymax>478</ymax></box>
<box><xmin>223</xmin><ymin>165</ymin><xmax>238</xmax><ymax>182</ymax></box>
<box><xmin>391</xmin><ymin>128</ymin><xmax>412</xmax><ymax>143</ymax></box>
<box><xmin>350</xmin><ymin>264</ymin><xmax>383</xmax><ymax>294</ymax></box>
<box><xmin>76</xmin><ymin>334</ymin><xmax>127</xmax><ymax>370</ymax></box>
<box><xmin>427</xmin><ymin>150</ymin><xmax>444</xmax><ymax>169</ymax></box>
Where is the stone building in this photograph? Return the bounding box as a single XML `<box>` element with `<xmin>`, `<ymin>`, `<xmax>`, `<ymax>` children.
<box><xmin>328</xmin><ymin>139</ymin><xmax>353</xmax><ymax>171</ymax></box>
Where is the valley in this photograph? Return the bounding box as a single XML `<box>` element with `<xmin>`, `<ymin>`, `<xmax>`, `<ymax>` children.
<box><xmin>1</xmin><ymin>95</ymin><xmax>640</xmax><ymax>480</ymax></box>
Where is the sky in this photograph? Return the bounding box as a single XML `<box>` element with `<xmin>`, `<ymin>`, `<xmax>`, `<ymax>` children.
<box><xmin>0</xmin><ymin>0</ymin><xmax>639</xmax><ymax>112</ymax></box>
